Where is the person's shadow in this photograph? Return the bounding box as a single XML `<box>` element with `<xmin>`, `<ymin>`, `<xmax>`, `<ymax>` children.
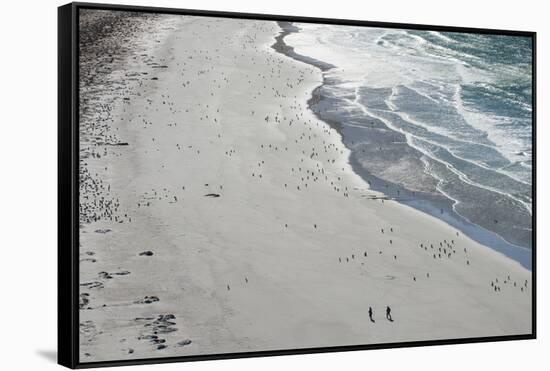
<box><xmin>36</xmin><ymin>350</ymin><xmax>57</xmax><ymax>363</ymax></box>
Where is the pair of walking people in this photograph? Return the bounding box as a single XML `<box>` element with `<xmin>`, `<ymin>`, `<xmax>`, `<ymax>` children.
<box><xmin>368</xmin><ymin>306</ymin><xmax>392</xmax><ymax>322</ymax></box>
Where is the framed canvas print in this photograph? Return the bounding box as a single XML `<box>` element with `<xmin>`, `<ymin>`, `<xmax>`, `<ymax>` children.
<box><xmin>58</xmin><ymin>2</ymin><xmax>536</xmax><ymax>368</ymax></box>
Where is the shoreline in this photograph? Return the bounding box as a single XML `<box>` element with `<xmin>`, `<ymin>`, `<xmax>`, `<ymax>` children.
<box><xmin>79</xmin><ymin>12</ymin><xmax>532</xmax><ymax>363</ymax></box>
<box><xmin>272</xmin><ymin>21</ymin><xmax>532</xmax><ymax>270</ymax></box>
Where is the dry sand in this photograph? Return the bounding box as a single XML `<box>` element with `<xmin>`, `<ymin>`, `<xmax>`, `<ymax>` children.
<box><xmin>78</xmin><ymin>12</ymin><xmax>532</xmax><ymax>363</ymax></box>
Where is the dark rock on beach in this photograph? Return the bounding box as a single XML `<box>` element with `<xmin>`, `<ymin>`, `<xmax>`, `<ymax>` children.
<box><xmin>177</xmin><ymin>339</ymin><xmax>192</xmax><ymax>347</ymax></box>
<box><xmin>134</xmin><ymin>296</ymin><xmax>160</xmax><ymax>304</ymax></box>
<box><xmin>139</xmin><ymin>251</ymin><xmax>154</xmax><ymax>256</ymax></box>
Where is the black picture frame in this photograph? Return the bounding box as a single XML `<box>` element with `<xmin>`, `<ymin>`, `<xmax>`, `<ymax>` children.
<box><xmin>58</xmin><ymin>2</ymin><xmax>537</xmax><ymax>368</ymax></box>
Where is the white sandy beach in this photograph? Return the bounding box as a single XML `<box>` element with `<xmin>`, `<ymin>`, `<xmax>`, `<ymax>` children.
<box><xmin>78</xmin><ymin>13</ymin><xmax>532</xmax><ymax>362</ymax></box>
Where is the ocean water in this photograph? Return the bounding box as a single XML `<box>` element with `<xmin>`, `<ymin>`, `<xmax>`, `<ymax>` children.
<box><xmin>284</xmin><ymin>23</ymin><xmax>533</xmax><ymax>267</ymax></box>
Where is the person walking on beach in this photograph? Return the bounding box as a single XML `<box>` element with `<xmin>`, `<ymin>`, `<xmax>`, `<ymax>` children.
<box><xmin>368</xmin><ymin>306</ymin><xmax>375</xmax><ymax>323</ymax></box>
<box><xmin>386</xmin><ymin>306</ymin><xmax>393</xmax><ymax>321</ymax></box>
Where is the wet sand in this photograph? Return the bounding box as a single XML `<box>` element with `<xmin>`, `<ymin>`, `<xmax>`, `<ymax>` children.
<box><xmin>78</xmin><ymin>11</ymin><xmax>532</xmax><ymax>363</ymax></box>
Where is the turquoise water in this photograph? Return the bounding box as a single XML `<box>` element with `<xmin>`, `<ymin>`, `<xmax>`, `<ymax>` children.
<box><xmin>283</xmin><ymin>24</ymin><xmax>533</xmax><ymax>267</ymax></box>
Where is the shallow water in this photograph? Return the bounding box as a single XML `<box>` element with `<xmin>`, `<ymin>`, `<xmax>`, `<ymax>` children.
<box><xmin>280</xmin><ymin>22</ymin><xmax>533</xmax><ymax>267</ymax></box>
